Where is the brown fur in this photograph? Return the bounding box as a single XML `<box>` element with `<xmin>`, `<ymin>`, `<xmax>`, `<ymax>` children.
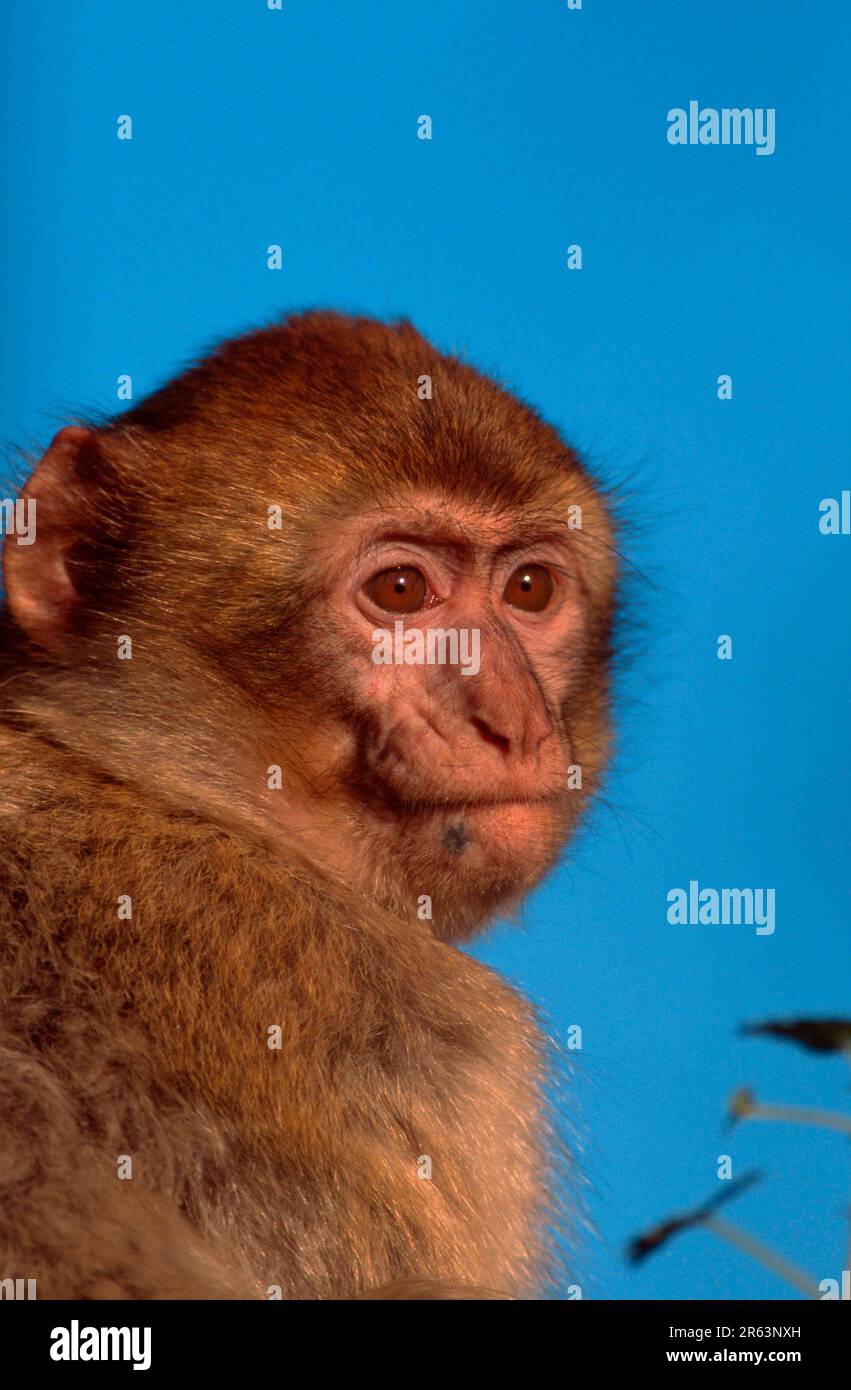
<box><xmin>0</xmin><ymin>312</ymin><xmax>617</xmax><ymax>1298</ymax></box>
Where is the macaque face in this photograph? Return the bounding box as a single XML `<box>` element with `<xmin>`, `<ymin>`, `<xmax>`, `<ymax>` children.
<box><xmin>3</xmin><ymin>313</ymin><xmax>616</xmax><ymax>942</ymax></box>
<box><xmin>270</xmin><ymin>492</ymin><xmax>610</xmax><ymax>938</ymax></box>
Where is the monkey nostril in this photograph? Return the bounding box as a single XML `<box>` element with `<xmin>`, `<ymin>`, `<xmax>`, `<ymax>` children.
<box><xmin>471</xmin><ymin>716</ymin><xmax>511</xmax><ymax>755</ymax></box>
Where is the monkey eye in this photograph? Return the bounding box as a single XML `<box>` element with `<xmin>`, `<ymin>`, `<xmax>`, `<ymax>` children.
<box><xmin>365</xmin><ymin>566</ymin><xmax>429</xmax><ymax>614</ymax></box>
<box><xmin>503</xmin><ymin>563</ymin><xmax>555</xmax><ymax>613</ymax></box>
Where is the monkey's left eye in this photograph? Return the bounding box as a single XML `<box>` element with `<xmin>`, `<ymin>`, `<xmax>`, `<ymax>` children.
<box><xmin>503</xmin><ymin>564</ymin><xmax>555</xmax><ymax>613</ymax></box>
<box><xmin>365</xmin><ymin>566</ymin><xmax>428</xmax><ymax>614</ymax></box>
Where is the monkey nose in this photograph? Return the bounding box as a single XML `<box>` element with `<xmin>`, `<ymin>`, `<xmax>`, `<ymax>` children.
<box><xmin>470</xmin><ymin>715</ymin><xmax>511</xmax><ymax>757</ymax></box>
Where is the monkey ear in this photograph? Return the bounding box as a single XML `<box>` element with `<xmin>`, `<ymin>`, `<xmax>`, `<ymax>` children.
<box><xmin>3</xmin><ymin>426</ymin><xmax>99</xmax><ymax>654</ymax></box>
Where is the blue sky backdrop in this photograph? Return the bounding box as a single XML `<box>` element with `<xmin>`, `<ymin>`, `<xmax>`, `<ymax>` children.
<box><xmin>2</xmin><ymin>1</ymin><xmax>848</xmax><ymax>1299</ymax></box>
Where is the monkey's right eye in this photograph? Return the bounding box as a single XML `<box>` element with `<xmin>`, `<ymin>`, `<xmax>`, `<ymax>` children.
<box><xmin>364</xmin><ymin>566</ymin><xmax>428</xmax><ymax>614</ymax></box>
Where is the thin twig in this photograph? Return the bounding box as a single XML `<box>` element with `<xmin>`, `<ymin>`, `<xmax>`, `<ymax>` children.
<box><xmin>742</xmin><ymin>1101</ymin><xmax>851</xmax><ymax>1136</ymax></box>
<box><xmin>702</xmin><ymin>1216</ymin><xmax>822</xmax><ymax>1299</ymax></box>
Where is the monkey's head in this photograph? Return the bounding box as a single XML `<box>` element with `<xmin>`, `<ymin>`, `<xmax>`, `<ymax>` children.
<box><xmin>3</xmin><ymin>312</ymin><xmax>618</xmax><ymax>940</ymax></box>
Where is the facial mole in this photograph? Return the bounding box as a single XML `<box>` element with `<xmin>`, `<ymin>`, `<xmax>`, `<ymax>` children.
<box><xmin>444</xmin><ymin>821</ymin><xmax>471</xmax><ymax>855</ymax></box>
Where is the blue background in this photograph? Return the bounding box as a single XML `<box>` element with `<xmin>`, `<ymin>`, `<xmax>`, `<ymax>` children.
<box><xmin>2</xmin><ymin>2</ymin><xmax>848</xmax><ymax>1300</ymax></box>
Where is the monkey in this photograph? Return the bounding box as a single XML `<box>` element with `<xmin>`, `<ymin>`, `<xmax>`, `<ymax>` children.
<box><xmin>0</xmin><ymin>311</ymin><xmax>618</xmax><ymax>1299</ymax></box>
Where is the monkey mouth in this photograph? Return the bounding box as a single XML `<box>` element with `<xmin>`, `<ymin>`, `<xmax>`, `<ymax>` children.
<box><xmin>361</xmin><ymin>788</ymin><xmax>569</xmax><ymax>863</ymax></box>
<box><xmin>363</xmin><ymin>788</ymin><xmax>564</xmax><ymax>817</ymax></box>
<box><xmin>344</xmin><ymin>761</ymin><xmax>570</xmax><ymax>856</ymax></box>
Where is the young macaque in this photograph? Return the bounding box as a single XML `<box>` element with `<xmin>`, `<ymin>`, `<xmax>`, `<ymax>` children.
<box><xmin>0</xmin><ymin>311</ymin><xmax>617</xmax><ymax>1298</ymax></box>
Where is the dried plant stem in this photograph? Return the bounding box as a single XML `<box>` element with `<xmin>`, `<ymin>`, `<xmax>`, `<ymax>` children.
<box><xmin>743</xmin><ymin>1101</ymin><xmax>851</xmax><ymax>1136</ymax></box>
<box><xmin>702</xmin><ymin>1216</ymin><xmax>822</xmax><ymax>1299</ymax></box>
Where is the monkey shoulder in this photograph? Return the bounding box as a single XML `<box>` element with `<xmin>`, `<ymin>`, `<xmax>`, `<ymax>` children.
<box><xmin>0</xmin><ymin>723</ymin><xmax>551</xmax><ymax>1294</ymax></box>
<box><xmin>0</xmin><ymin>719</ymin><xmax>544</xmax><ymax>1146</ymax></box>
<box><xmin>0</xmin><ymin>721</ymin><xmax>537</xmax><ymax>1056</ymax></box>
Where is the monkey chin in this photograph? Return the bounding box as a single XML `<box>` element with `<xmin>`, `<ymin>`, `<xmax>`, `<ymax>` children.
<box><xmin>400</xmin><ymin>797</ymin><xmax>570</xmax><ymax>942</ymax></box>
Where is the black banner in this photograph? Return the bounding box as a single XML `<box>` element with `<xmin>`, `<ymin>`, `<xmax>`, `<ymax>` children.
<box><xmin>1</xmin><ymin>1298</ymin><xmax>845</xmax><ymax>1376</ymax></box>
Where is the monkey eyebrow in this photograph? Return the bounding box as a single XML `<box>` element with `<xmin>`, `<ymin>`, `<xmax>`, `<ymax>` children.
<box><xmin>359</xmin><ymin>529</ymin><xmax>468</xmax><ymax>555</ymax></box>
<box><xmin>353</xmin><ymin>513</ymin><xmax>573</xmax><ymax>560</ymax></box>
<box><xmin>493</xmin><ymin>527</ymin><xmax>577</xmax><ymax>557</ymax></box>
<box><xmin>353</xmin><ymin>519</ymin><xmax>479</xmax><ymax>560</ymax></box>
